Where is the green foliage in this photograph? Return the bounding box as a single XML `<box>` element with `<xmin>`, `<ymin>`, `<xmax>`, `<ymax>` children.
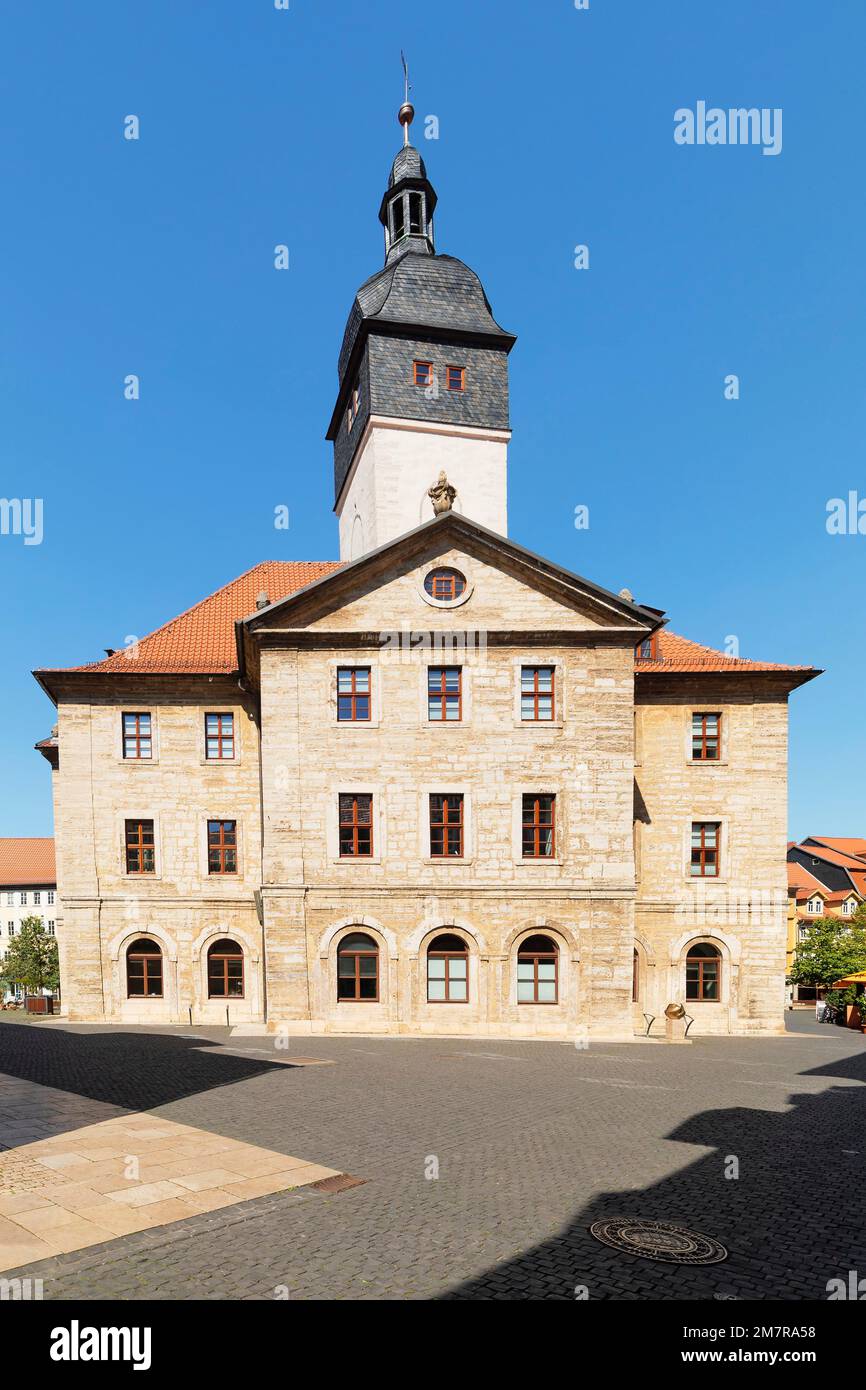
<box><xmin>0</xmin><ymin>916</ymin><xmax>60</xmax><ymax>996</ymax></box>
<box><xmin>790</xmin><ymin>916</ymin><xmax>866</xmax><ymax>988</ymax></box>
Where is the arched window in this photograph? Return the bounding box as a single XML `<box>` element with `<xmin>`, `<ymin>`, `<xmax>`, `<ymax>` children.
<box><xmin>517</xmin><ymin>934</ymin><xmax>558</xmax><ymax>1004</ymax></box>
<box><xmin>207</xmin><ymin>938</ymin><xmax>244</xmax><ymax>998</ymax></box>
<box><xmin>427</xmin><ymin>933</ymin><xmax>468</xmax><ymax>1003</ymax></box>
<box><xmin>686</xmin><ymin>943</ymin><xmax>721</xmax><ymax>1002</ymax></box>
<box><xmin>126</xmin><ymin>937</ymin><xmax>163</xmax><ymax>999</ymax></box>
<box><xmin>337</xmin><ymin>932</ymin><xmax>379</xmax><ymax>1002</ymax></box>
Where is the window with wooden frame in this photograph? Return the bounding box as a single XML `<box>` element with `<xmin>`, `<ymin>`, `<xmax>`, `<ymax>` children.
<box><xmin>207</xmin><ymin>938</ymin><xmax>244</xmax><ymax>998</ymax></box>
<box><xmin>522</xmin><ymin>794</ymin><xmax>555</xmax><ymax>858</ymax></box>
<box><xmin>337</xmin><ymin>667</ymin><xmax>371</xmax><ymax>722</ymax></box>
<box><xmin>413</xmin><ymin>359</ymin><xmax>434</xmax><ymax>388</ymax></box>
<box><xmin>125</xmin><ymin>819</ymin><xmax>155</xmax><ymax>875</ymax></box>
<box><xmin>635</xmin><ymin>635</ymin><xmax>658</xmax><ymax>660</ymax></box>
<box><xmin>207</xmin><ymin>819</ymin><xmax>237</xmax><ymax>874</ymax></box>
<box><xmin>337</xmin><ymin>932</ymin><xmax>379</xmax><ymax>1001</ymax></box>
<box><xmin>690</xmin><ymin>821</ymin><xmax>720</xmax><ymax>878</ymax></box>
<box><xmin>205</xmin><ymin>712</ymin><xmax>235</xmax><ymax>761</ymax></box>
<box><xmin>445</xmin><ymin>365</ymin><xmax>465</xmax><ymax>392</ymax></box>
<box><xmin>427</xmin><ymin>666</ymin><xmax>462</xmax><ymax>721</ymax></box>
<box><xmin>691</xmin><ymin>712</ymin><xmax>721</xmax><ymax>762</ymax></box>
<box><xmin>517</xmin><ymin>934</ymin><xmax>559</xmax><ymax>1004</ymax></box>
<box><xmin>126</xmin><ymin>938</ymin><xmax>163</xmax><ymax>998</ymax></box>
<box><xmin>427</xmin><ymin>933</ymin><xmax>468</xmax><ymax>1002</ymax></box>
<box><xmin>685</xmin><ymin>943</ymin><xmax>721</xmax><ymax>1002</ymax></box>
<box><xmin>429</xmin><ymin>793</ymin><xmax>464</xmax><ymax>858</ymax></box>
<box><xmin>520</xmin><ymin>666</ymin><xmax>555</xmax><ymax>721</ymax></box>
<box><xmin>122</xmin><ymin>712</ymin><xmax>152</xmax><ymax>760</ymax></box>
<box><xmin>339</xmin><ymin>793</ymin><xmax>373</xmax><ymax>857</ymax></box>
<box><xmin>423</xmin><ymin>567</ymin><xmax>466</xmax><ymax>601</ymax></box>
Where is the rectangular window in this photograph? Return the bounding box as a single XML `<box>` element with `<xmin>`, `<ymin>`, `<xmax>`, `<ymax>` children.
<box><xmin>47</xmin><ymin>890</ymin><xmax>55</xmax><ymax>904</ymax></box>
<box><xmin>339</xmin><ymin>794</ymin><xmax>373</xmax><ymax>857</ymax></box>
<box><xmin>125</xmin><ymin>819</ymin><xmax>155</xmax><ymax>875</ymax></box>
<box><xmin>522</xmin><ymin>795</ymin><xmax>556</xmax><ymax>858</ymax></box>
<box><xmin>205</xmin><ymin>712</ymin><xmax>235</xmax><ymax>761</ymax></box>
<box><xmin>122</xmin><ymin>712</ymin><xmax>152</xmax><ymax>760</ymax></box>
<box><xmin>430</xmin><ymin>794</ymin><xmax>464</xmax><ymax>858</ymax></box>
<box><xmin>408</xmin><ymin>191</ymin><xmax>423</xmax><ymax>233</ymax></box>
<box><xmin>19</xmin><ymin>892</ymin><xmax>26</xmax><ymax>906</ymax></box>
<box><xmin>691</xmin><ymin>712</ymin><xmax>721</xmax><ymax>761</ymax></box>
<box><xmin>8</xmin><ymin>923</ymin><xmax>14</xmax><ymax>937</ymax></box>
<box><xmin>33</xmin><ymin>891</ymin><xmax>41</xmax><ymax>905</ymax></box>
<box><xmin>636</xmin><ymin>636</ymin><xmax>657</xmax><ymax>660</ymax></box>
<box><xmin>413</xmin><ymin>359</ymin><xmax>433</xmax><ymax>388</ymax></box>
<box><xmin>207</xmin><ymin>820</ymin><xmax>237</xmax><ymax>874</ymax></box>
<box><xmin>521</xmin><ymin>666</ymin><xmax>555</xmax><ymax>721</ymax></box>
<box><xmin>445</xmin><ymin>365</ymin><xmax>465</xmax><ymax>392</ymax></box>
<box><xmin>392</xmin><ymin>195</ymin><xmax>405</xmax><ymax>241</ymax></box>
<box><xmin>427</xmin><ymin>667</ymin><xmax>462</xmax><ymax>721</ymax></box>
<box><xmin>690</xmin><ymin>822</ymin><xmax>720</xmax><ymax>878</ymax></box>
<box><xmin>337</xmin><ymin>668</ymin><xmax>371</xmax><ymax>722</ymax></box>
<box><xmin>47</xmin><ymin>921</ymin><xmax>55</xmax><ymax>935</ymax></box>
<box><xmin>5</xmin><ymin>892</ymin><xmax>11</xmax><ymax>906</ymax></box>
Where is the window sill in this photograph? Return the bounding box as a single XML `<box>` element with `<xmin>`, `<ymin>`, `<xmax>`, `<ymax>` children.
<box><xmin>515</xmin><ymin>858</ymin><xmax>563</xmax><ymax>867</ymax></box>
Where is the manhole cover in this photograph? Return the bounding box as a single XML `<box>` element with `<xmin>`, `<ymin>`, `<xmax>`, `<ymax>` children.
<box><xmin>308</xmin><ymin>1173</ymin><xmax>367</xmax><ymax>1195</ymax></box>
<box><xmin>588</xmin><ymin>1218</ymin><xmax>728</xmax><ymax>1265</ymax></box>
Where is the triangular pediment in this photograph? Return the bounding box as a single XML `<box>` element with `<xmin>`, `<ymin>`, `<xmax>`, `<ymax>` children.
<box><xmin>243</xmin><ymin>513</ymin><xmax>661</xmax><ymax>650</ymax></box>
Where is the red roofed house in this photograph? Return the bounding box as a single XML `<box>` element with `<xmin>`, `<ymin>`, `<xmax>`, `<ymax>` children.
<box><xmin>786</xmin><ymin>840</ymin><xmax>865</xmax><ymax>1001</ymax></box>
<box><xmin>0</xmin><ymin>839</ymin><xmax>57</xmax><ymax>1002</ymax></box>
<box><xmin>33</xmin><ymin>106</ymin><xmax>820</xmax><ymax>1037</ymax></box>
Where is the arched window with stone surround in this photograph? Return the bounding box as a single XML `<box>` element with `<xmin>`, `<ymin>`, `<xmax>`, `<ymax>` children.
<box><xmin>427</xmin><ymin>933</ymin><xmax>468</xmax><ymax>1003</ymax></box>
<box><xmin>337</xmin><ymin>932</ymin><xmax>379</xmax><ymax>1002</ymax></box>
<box><xmin>126</xmin><ymin>938</ymin><xmax>163</xmax><ymax>999</ymax></box>
<box><xmin>517</xmin><ymin>934</ymin><xmax>559</xmax><ymax>1004</ymax></box>
<box><xmin>207</xmin><ymin>939</ymin><xmax>244</xmax><ymax>998</ymax></box>
<box><xmin>685</xmin><ymin>943</ymin><xmax>721</xmax><ymax>1002</ymax></box>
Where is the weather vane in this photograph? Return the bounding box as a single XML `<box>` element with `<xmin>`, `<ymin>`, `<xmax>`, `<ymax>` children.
<box><xmin>398</xmin><ymin>51</ymin><xmax>414</xmax><ymax>146</ymax></box>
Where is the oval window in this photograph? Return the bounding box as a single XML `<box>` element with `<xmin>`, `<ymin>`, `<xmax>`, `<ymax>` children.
<box><xmin>424</xmin><ymin>568</ymin><xmax>466</xmax><ymax>602</ymax></box>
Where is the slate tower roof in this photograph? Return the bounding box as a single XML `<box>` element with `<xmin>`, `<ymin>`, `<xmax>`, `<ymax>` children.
<box><xmin>327</xmin><ymin>102</ymin><xmax>516</xmax><ymax>508</ymax></box>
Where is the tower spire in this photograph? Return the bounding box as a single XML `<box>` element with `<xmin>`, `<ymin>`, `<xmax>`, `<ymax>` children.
<box><xmin>398</xmin><ymin>51</ymin><xmax>414</xmax><ymax>146</ymax></box>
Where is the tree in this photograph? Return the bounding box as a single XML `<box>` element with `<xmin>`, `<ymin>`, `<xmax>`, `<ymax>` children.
<box><xmin>790</xmin><ymin>916</ymin><xmax>866</xmax><ymax>988</ymax></box>
<box><xmin>0</xmin><ymin>917</ymin><xmax>60</xmax><ymax>997</ymax></box>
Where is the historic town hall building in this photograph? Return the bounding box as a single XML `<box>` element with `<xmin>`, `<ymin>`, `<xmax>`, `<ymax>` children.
<box><xmin>35</xmin><ymin>105</ymin><xmax>818</xmax><ymax>1039</ymax></box>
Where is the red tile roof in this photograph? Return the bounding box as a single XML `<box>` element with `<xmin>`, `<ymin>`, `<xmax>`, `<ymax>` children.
<box><xmin>55</xmin><ymin>561</ymin><xmax>342</xmax><ymax>675</ymax></box>
<box><xmin>36</xmin><ymin>561</ymin><xmax>817</xmax><ymax>680</ymax></box>
<box><xmin>0</xmin><ymin>838</ymin><xmax>56</xmax><ymax>887</ymax></box>
<box><xmin>638</xmin><ymin>631</ymin><xmax>815</xmax><ymax>675</ymax></box>
<box><xmin>796</xmin><ymin>843</ymin><xmax>866</xmax><ymax>872</ymax></box>
<box><xmin>806</xmin><ymin>837</ymin><xmax>866</xmax><ymax>861</ymax></box>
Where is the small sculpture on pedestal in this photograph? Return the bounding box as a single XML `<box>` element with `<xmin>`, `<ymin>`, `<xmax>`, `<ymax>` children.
<box><xmin>428</xmin><ymin>471</ymin><xmax>457</xmax><ymax>516</ymax></box>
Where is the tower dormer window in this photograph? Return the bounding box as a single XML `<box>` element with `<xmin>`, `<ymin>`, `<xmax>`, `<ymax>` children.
<box><xmin>391</xmin><ymin>195</ymin><xmax>405</xmax><ymax>242</ymax></box>
<box><xmin>413</xmin><ymin>360</ymin><xmax>434</xmax><ymax>388</ymax></box>
<box><xmin>446</xmin><ymin>366</ymin><xmax>465</xmax><ymax>392</ymax></box>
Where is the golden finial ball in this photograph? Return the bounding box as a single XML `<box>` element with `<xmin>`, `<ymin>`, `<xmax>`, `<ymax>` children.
<box><xmin>398</xmin><ymin>101</ymin><xmax>415</xmax><ymax>129</ymax></box>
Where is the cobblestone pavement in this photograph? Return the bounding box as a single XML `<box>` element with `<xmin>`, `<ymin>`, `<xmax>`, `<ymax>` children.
<box><xmin>0</xmin><ymin>1012</ymin><xmax>864</xmax><ymax>1300</ymax></box>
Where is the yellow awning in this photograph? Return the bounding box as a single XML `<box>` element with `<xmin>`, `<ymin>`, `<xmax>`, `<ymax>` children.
<box><xmin>831</xmin><ymin>970</ymin><xmax>866</xmax><ymax>988</ymax></box>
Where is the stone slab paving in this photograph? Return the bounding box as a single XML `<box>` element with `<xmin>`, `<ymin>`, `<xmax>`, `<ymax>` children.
<box><xmin>0</xmin><ymin>1013</ymin><xmax>865</xmax><ymax>1300</ymax></box>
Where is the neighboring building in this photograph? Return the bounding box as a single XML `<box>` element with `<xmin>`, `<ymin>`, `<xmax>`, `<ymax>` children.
<box><xmin>786</xmin><ymin>838</ymin><xmax>865</xmax><ymax>1000</ymax></box>
<box><xmin>33</xmin><ymin>102</ymin><xmax>820</xmax><ymax>1038</ymax></box>
<box><xmin>0</xmin><ymin>838</ymin><xmax>57</xmax><ymax>1002</ymax></box>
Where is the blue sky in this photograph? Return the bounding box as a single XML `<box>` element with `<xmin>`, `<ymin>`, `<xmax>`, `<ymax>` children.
<box><xmin>1</xmin><ymin>0</ymin><xmax>862</xmax><ymax>838</ymax></box>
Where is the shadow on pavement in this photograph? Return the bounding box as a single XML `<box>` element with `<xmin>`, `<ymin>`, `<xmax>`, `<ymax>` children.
<box><xmin>440</xmin><ymin>1040</ymin><xmax>866</xmax><ymax>1300</ymax></box>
